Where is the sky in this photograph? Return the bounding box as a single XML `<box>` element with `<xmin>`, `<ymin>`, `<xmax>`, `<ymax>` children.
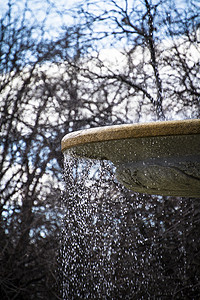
<box><xmin>1</xmin><ymin>0</ymin><xmax>197</xmax><ymax>40</ymax></box>
<box><xmin>0</xmin><ymin>0</ymin><xmax>81</xmax><ymax>39</ymax></box>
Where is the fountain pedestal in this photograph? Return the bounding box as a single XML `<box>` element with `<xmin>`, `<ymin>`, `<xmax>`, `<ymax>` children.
<box><xmin>62</xmin><ymin>119</ymin><xmax>200</xmax><ymax>197</ymax></box>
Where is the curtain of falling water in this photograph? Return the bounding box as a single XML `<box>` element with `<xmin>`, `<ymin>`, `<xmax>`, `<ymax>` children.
<box><xmin>61</xmin><ymin>153</ymin><xmax>200</xmax><ymax>299</ymax></box>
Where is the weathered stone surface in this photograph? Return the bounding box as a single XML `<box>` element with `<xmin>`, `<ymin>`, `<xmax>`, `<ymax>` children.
<box><xmin>61</xmin><ymin>119</ymin><xmax>200</xmax><ymax>152</ymax></box>
<box><xmin>116</xmin><ymin>157</ymin><xmax>200</xmax><ymax>197</ymax></box>
<box><xmin>62</xmin><ymin>119</ymin><xmax>200</xmax><ymax>197</ymax></box>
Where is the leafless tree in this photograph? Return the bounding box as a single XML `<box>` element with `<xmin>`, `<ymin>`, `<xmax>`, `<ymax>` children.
<box><xmin>0</xmin><ymin>1</ymin><xmax>64</xmax><ymax>298</ymax></box>
<box><xmin>67</xmin><ymin>0</ymin><xmax>200</xmax><ymax>122</ymax></box>
<box><xmin>1</xmin><ymin>0</ymin><xmax>200</xmax><ymax>299</ymax></box>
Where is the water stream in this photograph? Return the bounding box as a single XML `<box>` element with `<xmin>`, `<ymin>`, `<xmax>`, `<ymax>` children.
<box><xmin>61</xmin><ymin>154</ymin><xmax>200</xmax><ymax>299</ymax></box>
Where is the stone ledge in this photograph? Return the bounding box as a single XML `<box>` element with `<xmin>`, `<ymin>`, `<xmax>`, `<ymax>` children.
<box><xmin>61</xmin><ymin>119</ymin><xmax>200</xmax><ymax>152</ymax></box>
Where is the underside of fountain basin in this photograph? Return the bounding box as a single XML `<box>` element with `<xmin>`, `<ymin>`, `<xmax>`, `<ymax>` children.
<box><xmin>61</xmin><ymin>119</ymin><xmax>200</xmax><ymax>197</ymax></box>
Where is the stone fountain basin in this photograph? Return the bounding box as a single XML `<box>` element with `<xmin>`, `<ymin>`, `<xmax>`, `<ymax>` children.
<box><xmin>61</xmin><ymin>119</ymin><xmax>200</xmax><ymax>197</ymax></box>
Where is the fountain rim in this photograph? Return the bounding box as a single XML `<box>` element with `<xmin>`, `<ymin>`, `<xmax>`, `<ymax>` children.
<box><xmin>61</xmin><ymin>119</ymin><xmax>200</xmax><ymax>152</ymax></box>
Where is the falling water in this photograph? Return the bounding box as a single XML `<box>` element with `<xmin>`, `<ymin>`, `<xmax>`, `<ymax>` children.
<box><xmin>61</xmin><ymin>153</ymin><xmax>200</xmax><ymax>299</ymax></box>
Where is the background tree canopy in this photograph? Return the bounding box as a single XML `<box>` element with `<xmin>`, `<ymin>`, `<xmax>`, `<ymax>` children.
<box><xmin>0</xmin><ymin>0</ymin><xmax>199</xmax><ymax>299</ymax></box>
